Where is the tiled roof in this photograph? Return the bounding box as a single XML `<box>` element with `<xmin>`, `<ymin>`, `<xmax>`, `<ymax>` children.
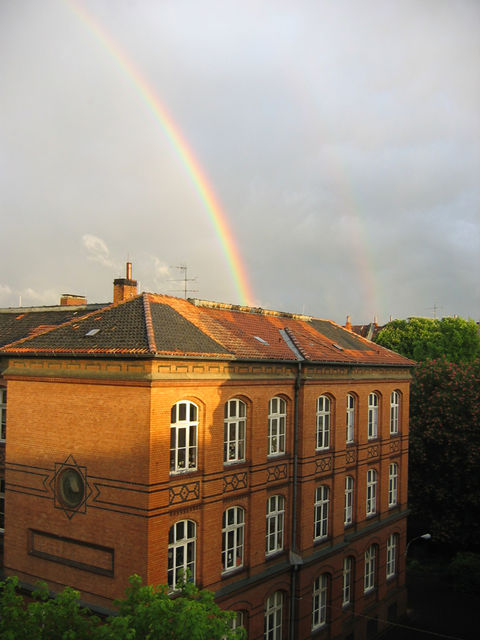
<box><xmin>0</xmin><ymin>304</ymin><xmax>105</xmax><ymax>348</ymax></box>
<box><xmin>0</xmin><ymin>294</ymin><xmax>414</xmax><ymax>367</ymax></box>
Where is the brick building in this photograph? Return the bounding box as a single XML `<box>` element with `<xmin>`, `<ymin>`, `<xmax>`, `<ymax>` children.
<box><xmin>0</xmin><ymin>268</ymin><xmax>413</xmax><ymax>639</ymax></box>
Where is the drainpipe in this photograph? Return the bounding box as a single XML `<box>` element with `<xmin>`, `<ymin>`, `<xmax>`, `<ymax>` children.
<box><xmin>289</xmin><ymin>361</ymin><xmax>303</xmax><ymax>640</ymax></box>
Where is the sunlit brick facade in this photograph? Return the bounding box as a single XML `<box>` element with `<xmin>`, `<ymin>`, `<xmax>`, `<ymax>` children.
<box><xmin>0</xmin><ymin>274</ymin><xmax>413</xmax><ymax>639</ymax></box>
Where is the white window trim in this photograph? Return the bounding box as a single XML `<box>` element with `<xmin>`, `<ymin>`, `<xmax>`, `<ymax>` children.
<box><xmin>312</xmin><ymin>574</ymin><xmax>328</xmax><ymax>630</ymax></box>
<box><xmin>224</xmin><ymin>399</ymin><xmax>246</xmax><ymax>464</ymax></box>
<box><xmin>344</xmin><ymin>476</ymin><xmax>354</xmax><ymax>526</ymax></box>
<box><xmin>386</xmin><ymin>534</ymin><xmax>398</xmax><ymax>578</ymax></box>
<box><xmin>170</xmin><ymin>401</ymin><xmax>198</xmax><ymax>474</ymax></box>
<box><xmin>368</xmin><ymin>393</ymin><xmax>379</xmax><ymax>439</ymax></box>
<box><xmin>342</xmin><ymin>557</ymin><xmax>353</xmax><ymax>606</ymax></box>
<box><xmin>346</xmin><ymin>393</ymin><xmax>355</xmax><ymax>443</ymax></box>
<box><xmin>222</xmin><ymin>506</ymin><xmax>245</xmax><ymax>573</ymax></box>
<box><xmin>390</xmin><ymin>391</ymin><xmax>400</xmax><ymax>435</ymax></box>
<box><xmin>388</xmin><ymin>463</ymin><xmax>398</xmax><ymax>507</ymax></box>
<box><xmin>366</xmin><ymin>469</ymin><xmax>377</xmax><ymax>516</ymax></box>
<box><xmin>266</xmin><ymin>495</ymin><xmax>285</xmax><ymax>556</ymax></box>
<box><xmin>314</xmin><ymin>485</ymin><xmax>329</xmax><ymax>541</ymax></box>
<box><xmin>316</xmin><ymin>395</ymin><xmax>331</xmax><ymax>450</ymax></box>
<box><xmin>364</xmin><ymin>545</ymin><xmax>376</xmax><ymax>593</ymax></box>
<box><xmin>268</xmin><ymin>397</ymin><xmax>286</xmax><ymax>457</ymax></box>
<box><xmin>265</xmin><ymin>591</ymin><xmax>283</xmax><ymax>640</ymax></box>
<box><xmin>168</xmin><ymin>520</ymin><xmax>196</xmax><ymax>589</ymax></box>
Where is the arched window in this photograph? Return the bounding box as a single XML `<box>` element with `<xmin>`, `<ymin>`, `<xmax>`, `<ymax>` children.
<box><xmin>268</xmin><ymin>397</ymin><xmax>286</xmax><ymax>456</ymax></box>
<box><xmin>388</xmin><ymin>463</ymin><xmax>399</xmax><ymax>507</ymax></box>
<box><xmin>390</xmin><ymin>391</ymin><xmax>400</xmax><ymax>435</ymax></box>
<box><xmin>312</xmin><ymin>573</ymin><xmax>329</xmax><ymax>630</ymax></box>
<box><xmin>346</xmin><ymin>394</ymin><xmax>355</xmax><ymax>443</ymax></box>
<box><xmin>229</xmin><ymin>611</ymin><xmax>245</xmax><ymax>634</ymax></box>
<box><xmin>344</xmin><ymin>476</ymin><xmax>354</xmax><ymax>526</ymax></box>
<box><xmin>364</xmin><ymin>544</ymin><xmax>377</xmax><ymax>593</ymax></box>
<box><xmin>368</xmin><ymin>393</ymin><xmax>379</xmax><ymax>439</ymax></box>
<box><xmin>266</xmin><ymin>495</ymin><xmax>285</xmax><ymax>556</ymax></box>
<box><xmin>224</xmin><ymin>399</ymin><xmax>246</xmax><ymax>463</ymax></box>
<box><xmin>222</xmin><ymin>506</ymin><xmax>245</xmax><ymax>573</ymax></box>
<box><xmin>342</xmin><ymin>556</ymin><xmax>354</xmax><ymax>606</ymax></box>
<box><xmin>366</xmin><ymin>469</ymin><xmax>377</xmax><ymax>516</ymax></box>
<box><xmin>314</xmin><ymin>485</ymin><xmax>329</xmax><ymax>541</ymax></box>
<box><xmin>386</xmin><ymin>534</ymin><xmax>399</xmax><ymax>578</ymax></box>
<box><xmin>170</xmin><ymin>401</ymin><xmax>198</xmax><ymax>473</ymax></box>
<box><xmin>316</xmin><ymin>395</ymin><xmax>331</xmax><ymax>450</ymax></box>
<box><xmin>265</xmin><ymin>591</ymin><xmax>283</xmax><ymax>640</ymax></box>
<box><xmin>168</xmin><ymin>520</ymin><xmax>196</xmax><ymax>589</ymax></box>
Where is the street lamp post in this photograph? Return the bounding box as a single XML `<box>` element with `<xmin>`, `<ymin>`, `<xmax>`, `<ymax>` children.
<box><xmin>405</xmin><ymin>533</ymin><xmax>431</xmax><ymax>555</ymax></box>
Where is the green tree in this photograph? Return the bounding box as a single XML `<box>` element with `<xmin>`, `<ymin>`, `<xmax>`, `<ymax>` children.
<box><xmin>374</xmin><ymin>316</ymin><xmax>480</xmax><ymax>363</ymax></box>
<box><xmin>0</xmin><ymin>575</ymin><xmax>245</xmax><ymax>640</ymax></box>
<box><xmin>409</xmin><ymin>358</ymin><xmax>480</xmax><ymax>549</ymax></box>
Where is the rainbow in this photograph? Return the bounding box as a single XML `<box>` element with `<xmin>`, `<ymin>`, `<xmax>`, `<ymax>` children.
<box><xmin>63</xmin><ymin>0</ymin><xmax>255</xmax><ymax>307</ymax></box>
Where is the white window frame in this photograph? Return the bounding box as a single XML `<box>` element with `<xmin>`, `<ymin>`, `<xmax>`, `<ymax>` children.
<box><xmin>224</xmin><ymin>399</ymin><xmax>246</xmax><ymax>463</ymax></box>
<box><xmin>388</xmin><ymin>462</ymin><xmax>398</xmax><ymax>507</ymax></box>
<box><xmin>316</xmin><ymin>395</ymin><xmax>331</xmax><ymax>450</ymax></box>
<box><xmin>366</xmin><ymin>469</ymin><xmax>377</xmax><ymax>516</ymax></box>
<box><xmin>312</xmin><ymin>573</ymin><xmax>328</xmax><ymax>630</ymax></box>
<box><xmin>0</xmin><ymin>388</ymin><xmax>6</xmax><ymax>443</ymax></box>
<box><xmin>228</xmin><ymin>611</ymin><xmax>245</xmax><ymax>634</ymax></box>
<box><xmin>342</xmin><ymin>556</ymin><xmax>353</xmax><ymax>606</ymax></box>
<box><xmin>266</xmin><ymin>495</ymin><xmax>285</xmax><ymax>556</ymax></box>
<box><xmin>168</xmin><ymin>520</ymin><xmax>196</xmax><ymax>589</ymax></box>
<box><xmin>386</xmin><ymin>534</ymin><xmax>398</xmax><ymax>578</ymax></box>
<box><xmin>268</xmin><ymin>397</ymin><xmax>286</xmax><ymax>456</ymax></box>
<box><xmin>222</xmin><ymin>506</ymin><xmax>245</xmax><ymax>573</ymax></box>
<box><xmin>346</xmin><ymin>393</ymin><xmax>355</xmax><ymax>443</ymax></box>
<box><xmin>390</xmin><ymin>391</ymin><xmax>400</xmax><ymax>435</ymax></box>
<box><xmin>344</xmin><ymin>476</ymin><xmax>354</xmax><ymax>526</ymax></box>
<box><xmin>364</xmin><ymin>545</ymin><xmax>377</xmax><ymax>593</ymax></box>
<box><xmin>170</xmin><ymin>401</ymin><xmax>198</xmax><ymax>473</ymax></box>
<box><xmin>265</xmin><ymin>591</ymin><xmax>283</xmax><ymax>640</ymax></box>
<box><xmin>314</xmin><ymin>485</ymin><xmax>329</xmax><ymax>541</ymax></box>
<box><xmin>368</xmin><ymin>392</ymin><xmax>379</xmax><ymax>439</ymax></box>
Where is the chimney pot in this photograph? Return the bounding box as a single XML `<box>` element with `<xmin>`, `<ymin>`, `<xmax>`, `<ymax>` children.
<box><xmin>113</xmin><ymin>263</ymin><xmax>138</xmax><ymax>304</ymax></box>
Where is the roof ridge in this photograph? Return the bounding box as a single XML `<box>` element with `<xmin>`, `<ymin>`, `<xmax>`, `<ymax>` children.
<box><xmin>143</xmin><ymin>294</ymin><xmax>157</xmax><ymax>354</ymax></box>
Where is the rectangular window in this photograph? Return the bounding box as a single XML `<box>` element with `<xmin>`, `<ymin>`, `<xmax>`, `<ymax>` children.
<box><xmin>368</xmin><ymin>393</ymin><xmax>378</xmax><ymax>439</ymax></box>
<box><xmin>0</xmin><ymin>479</ymin><xmax>5</xmax><ymax>533</ymax></box>
<box><xmin>314</xmin><ymin>486</ymin><xmax>329</xmax><ymax>541</ymax></box>
<box><xmin>342</xmin><ymin>557</ymin><xmax>353</xmax><ymax>606</ymax></box>
<box><xmin>224</xmin><ymin>399</ymin><xmax>246</xmax><ymax>463</ymax></box>
<box><xmin>386</xmin><ymin>534</ymin><xmax>398</xmax><ymax>578</ymax></box>
<box><xmin>344</xmin><ymin>476</ymin><xmax>354</xmax><ymax>526</ymax></box>
<box><xmin>364</xmin><ymin>545</ymin><xmax>376</xmax><ymax>593</ymax></box>
<box><xmin>346</xmin><ymin>394</ymin><xmax>355</xmax><ymax>443</ymax></box>
<box><xmin>390</xmin><ymin>391</ymin><xmax>400</xmax><ymax>435</ymax></box>
<box><xmin>312</xmin><ymin>574</ymin><xmax>328</xmax><ymax>630</ymax></box>
<box><xmin>388</xmin><ymin>463</ymin><xmax>398</xmax><ymax>507</ymax></box>
<box><xmin>0</xmin><ymin>388</ymin><xmax>6</xmax><ymax>442</ymax></box>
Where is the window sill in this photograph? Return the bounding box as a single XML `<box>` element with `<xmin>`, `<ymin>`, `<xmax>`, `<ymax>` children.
<box><xmin>221</xmin><ymin>566</ymin><xmax>244</xmax><ymax>579</ymax></box>
<box><xmin>169</xmin><ymin>468</ymin><xmax>199</xmax><ymax>477</ymax></box>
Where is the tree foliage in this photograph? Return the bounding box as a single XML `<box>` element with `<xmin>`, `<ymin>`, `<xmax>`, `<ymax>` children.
<box><xmin>409</xmin><ymin>358</ymin><xmax>480</xmax><ymax>549</ymax></box>
<box><xmin>374</xmin><ymin>316</ymin><xmax>480</xmax><ymax>363</ymax></box>
<box><xmin>0</xmin><ymin>575</ymin><xmax>245</xmax><ymax>640</ymax></box>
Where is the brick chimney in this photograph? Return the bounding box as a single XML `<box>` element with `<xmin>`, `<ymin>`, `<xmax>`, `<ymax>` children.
<box><xmin>60</xmin><ymin>294</ymin><xmax>87</xmax><ymax>306</ymax></box>
<box><xmin>345</xmin><ymin>315</ymin><xmax>352</xmax><ymax>331</ymax></box>
<box><xmin>113</xmin><ymin>262</ymin><xmax>138</xmax><ymax>304</ymax></box>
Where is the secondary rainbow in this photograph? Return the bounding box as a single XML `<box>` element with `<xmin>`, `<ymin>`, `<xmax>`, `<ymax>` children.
<box><xmin>64</xmin><ymin>0</ymin><xmax>255</xmax><ymax>307</ymax></box>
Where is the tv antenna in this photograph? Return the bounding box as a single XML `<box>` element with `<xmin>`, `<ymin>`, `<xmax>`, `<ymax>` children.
<box><xmin>169</xmin><ymin>264</ymin><xmax>198</xmax><ymax>298</ymax></box>
<box><xmin>427</xmin><ymin>303</ymin><xmax>443</xmax><ymax>319</ymax></box>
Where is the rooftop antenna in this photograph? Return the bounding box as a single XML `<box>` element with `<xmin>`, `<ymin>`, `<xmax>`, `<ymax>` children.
<box><xmin>427</xmin><ymin>303</ymin><xmax>443</xmax><ymax>319</ymax></box>
<box><xmin>169</xmin><ymin>264</ymin><xmax>198</xmax><ymax>299</ymax></box>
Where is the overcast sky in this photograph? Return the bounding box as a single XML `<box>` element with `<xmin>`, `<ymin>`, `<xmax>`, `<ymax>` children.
<box><xmin>1</xmin><ymin>0</ymin><xmax>479</xmax><ymax>325</ymax></box>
